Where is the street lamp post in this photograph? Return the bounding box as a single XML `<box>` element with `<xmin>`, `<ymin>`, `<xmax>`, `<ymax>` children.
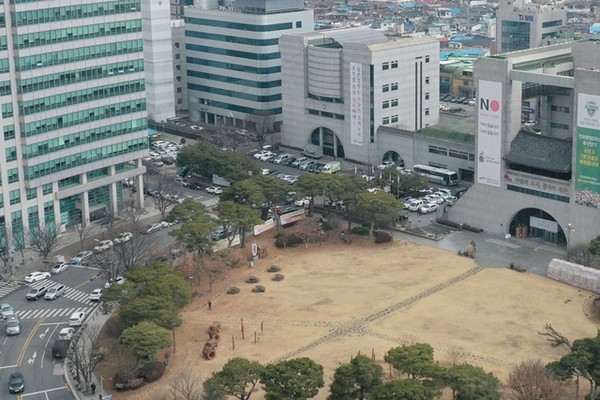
<box><xmin>566</xmin><ymin>223</ymin><xmax>574</xmax><ymax>248</ymax></box>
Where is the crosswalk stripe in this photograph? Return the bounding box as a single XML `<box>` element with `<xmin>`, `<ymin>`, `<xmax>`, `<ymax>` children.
<box><xmin>15</xmin><ymin>306</ymin><xmax>95</xmax><ymax>320</ymax></box>
<box><xmin>23</xmin><ymin>280</ymin><xmax>93</xmax><ymax>305</ymax></box>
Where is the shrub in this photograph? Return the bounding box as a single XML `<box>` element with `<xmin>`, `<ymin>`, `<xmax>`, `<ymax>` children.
<box><xmin>275</xmin><ymin>234</ymin><xmax>304</xmax><ymax>248</ymax></box>
<box><xmin>351</xmin><ymin>226</ymin><xmax>370</xmax><ymax>235</ymax></box>
<box><xmin>114</xmin><ymin>367</ymin><xmax>139</xmax><ymax>391</ymax></box>
<box><xmin>138</xmin><ymin>360</ymin><xmax>166</xmax><ymax>383</ymax></box>
<box><xmin>375</xmin><ymin>231</ymin><xmax>393</xmax><ymax>243</ymax></box>
<box><xmin>103</xmin><ymin>315</ymin><xmax>126</xmax><ymax>339</ymax></box>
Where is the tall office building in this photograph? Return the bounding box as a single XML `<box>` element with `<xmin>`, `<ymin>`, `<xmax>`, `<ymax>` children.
<box><xmin>0</xmin><ymin>0</ymin><xmax>148</xmax><ymax>247</ymax></box>
<box><xmin>184</xmin><ymin>0</ymin><xmax>313</xmax><ymax>129</ymax></box>
<box><xmin>280</xmin><ymin>28</ymin><xmax>439</xmax><ymax>165</ymax></box>
<box><xmin>496</xmin><ymin>0</ymin><xmax>567</xmax><ymax>53</ymax></box>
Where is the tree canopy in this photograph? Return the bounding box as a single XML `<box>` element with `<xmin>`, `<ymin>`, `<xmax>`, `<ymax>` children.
<box><xmin>328</xmin><ymin>354</ymin><xmax>383</xmax><ymax>400</ymax></box>
<box><xmin>384</xmin><ymin>343</ymin><xmax>437</xmax><ymax>379</ymax></box>
<box><xmin>369</xmin><ymin>378</ymin><xmax>440</xmax><ymax>400</ymax></box>
<box><xmin>353</xmin><ymin>190</ymin><xmax>403</xmax><ymax>236</ymax></box>
<box><xmin>168</xmin><ymin>199</ymin><xmax>217</xmax><ymax>255</ymax></box>
<box><xmin>120</xmin><ymin>321</ymin><xmax>172</xmax><ymax>361</ymax></box>
<box><xmin>216</xmin><ymin>200</ymin><xmax>263</xmax><ymax>248</ymax></box>
<box><xmin>443</xmin><ymin>363</ymin><xmax>501</xmax><ymax>400</ymax></box>
<box><xmin>203</xmin><ymin>357</ymin><xmax>264</xmax><ymax>400</ymax></box>
<box><xmin>261</xmin><ymin>358</ymin><xmax>325</xmax><ymax>400</ymax></box>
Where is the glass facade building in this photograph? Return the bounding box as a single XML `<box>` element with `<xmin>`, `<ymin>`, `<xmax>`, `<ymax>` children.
<box><xmin>0</xmin><ymin>0</ymin><xmax>148</xmax><ymax>247</ymax></box>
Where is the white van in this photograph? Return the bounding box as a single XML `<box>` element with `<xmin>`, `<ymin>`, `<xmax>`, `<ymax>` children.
<box><xmin>407</xmin><ymin>199</ymin><xmax>424</xmax><ymax>212</ymax></box>
<box><xmin>273</xmin><ymin>154</ymin><xmax>291</xmax><ymax>165</ymax></box>
<box><xmin>321</xmin><ymin>161</ymin><xmax>341</xmax><ymax>174</ymax></box>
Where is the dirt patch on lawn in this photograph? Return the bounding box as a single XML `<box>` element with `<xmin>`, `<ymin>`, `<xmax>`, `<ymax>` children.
<box><xmin>107</xmin><ymin>233</ymin><xmax>598</xmax><ymax>399</ymax></box>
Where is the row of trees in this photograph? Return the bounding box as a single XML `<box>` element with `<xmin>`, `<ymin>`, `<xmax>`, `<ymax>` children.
<box><xmin>162</xmin><ymin>342</ymin><xmax>573</xmax><ymax>400</ymax></box>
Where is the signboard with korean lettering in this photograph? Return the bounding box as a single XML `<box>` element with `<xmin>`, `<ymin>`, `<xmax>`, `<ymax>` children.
<box><xmin>476</xmin><ymin>80</ymin><xmax>502</xmax><ymax>187</ymax></box>
<box><xmin>350</xmin><ymin>62</ymin><xmax>363</xmax><ymax>146</ymax></box>
<box><xmin>575</xmin><ymin>93</ymin><xmax>600</xmax><ymax>209</ymax></box>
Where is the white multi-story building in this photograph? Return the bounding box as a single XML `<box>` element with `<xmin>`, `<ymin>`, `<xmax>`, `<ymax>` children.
<box><xmin>184</xmin><ymin>0</ymin><xmax>313</xmax><ymax>129</ymax></box>
<box><xmin>279</xmin><ymin>28</ymin><xmax>439</xmax><ymax>165</ymax></box>
<box><xmin>496</xmin><ymin>0</ymin><xmax>567</xmax><ymax>53</ymax></box>
<box><xmin>0</xmin><ymin>0</ymin><xmax>148</xmax><ymax>247</ymax></box>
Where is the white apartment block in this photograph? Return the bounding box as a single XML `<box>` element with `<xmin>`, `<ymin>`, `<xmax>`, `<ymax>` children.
<box><xmin>280</xmin><ymin>27</ymin><xmax>439</xmax><ymax>165</ymax></box>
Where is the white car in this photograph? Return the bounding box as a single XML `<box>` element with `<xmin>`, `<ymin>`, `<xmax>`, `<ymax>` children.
<box><xmin>68</xmin><ymin>311</ymin><xmax>86</xmax><ymax>327</ymax></box>
<box><xmin>89</xmin><ymin>288</ymin><xmax>103</xmax><ymax>301</ymax></box>
<box><xmin>406</xmin><ymin>199</ymin><xmax>424</xmax><ymax>212</ymax></box>
<box><xmin>58</xmin><ymin>327</ymin><xmax>75</xmax><ymax>340</ymax></box>
<box><xmin>291</xmin><ymin>157</ymin><xmax>308</xmax><ymax>168</ymax></box>
<box><xmin>0</xmin><ymin>303</ymin><xmax>14</xmax><ymax>319</ymax></box>
<box><xmin>93</xmin><ymin>240</ymin><xmax>113</xmax><ymax>253</ymax></box>
<box><xmin>105</xmin><ymin>276</ymin><xmax>126</xmax><ymax>289</ymax></box>
<box><xmin>51</xmin><ymin>263</ymin><xmax>69</xmax><ymax>275</ymax></box>
<box><xmin>258</xmin><ymin>152</ymin><xmax>275</xmax><ymax>162</ymax></box>
<box><xmin>424</xmin><ymin>194</ymin><xmax>444</xmax><ymax>205</ymax></box>
<box><xmin>419</xmin><ymin>203</ymin><xmax>439</xmax><ymax>214</ymax></box>
<box><xmin>294</xmin><ymin>197</ymin><xmax>312</xmax><ymax>207</ymax></box>
<box><xmin>146</xmin><ymin>223</ymin><xmax>164</xmax><ymax>234</ymax></box>
<box><xmin>24</xmin><ymin>271</ymin><xmax>51</xmax><ymax>283</ymax></box>
<box><xmin>377</xmin><ymin>160</ymin><xmax>395</xmax><ymax>170</ymax></box>
<box><xmin>253</xmin><ymin>150</ymin><xmax>269</xmax><ymax>160</ymax></box>
<box><xmin>206</xmin><ymin>186</ymin><xmax>223</xmax><ymax>195</ymax></box>
<box><xmin>70</xmin><ymin>250</ymin><xmax>93</xmax><ymax>265</ymax></box>
<box><xmin>114</xmin><ymin>232</ymin><xmax>133</xmax><ymax>244</ymax></box>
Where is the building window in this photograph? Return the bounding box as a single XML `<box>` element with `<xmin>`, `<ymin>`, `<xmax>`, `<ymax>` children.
<box><xmin>9</xmin><ymin>189</ymin><xmax>20</xmax><ymax>205</ymax></box>
<box><xmin>391</xmin><ymin>60</ymin><xmax>398</xmax><ymax>69</ymax></box>
<box><xmin>425</xmin><ymin>92</ymin><xmax>430</xmax><ymax>100</ymax></box>
<box><xmin>175</xmin><ymin>54</ymin><xmax>180</xmax><ymax>60</ymax></box>
<box><xmin>550</xmin><ymin>105</ymin><xmax>570</xmax><ymax>113</ymax></box>
<box><xmin>177</xmin><ymin>98</ymin><xmax>182</xmax><ymax>104</ymax></box>
<box><xmin>296</xmin><ymin>21</ymin><xmax>302</xmax><ymax>28</ymax></box>
<box><xmin>174</xmin><ymin>42</ymin><xmax>180</xmax><ymax>48</ymax></box>
<box><xmin>2</xmin><ymin>103</ymin><xmax>12</xmax><ymax>118</ymax></box>
<box><xmin>550</xmin><ymin>122</ymin><xmax>569</xmax><ymax>130</ymax></box>
<box><xmin>449</xmin><ymin>149</ymin><xmax>469</xmax><ymax>160</ymax></box>
<box><xmin>382</xmin><ymin>62</ymin><xmax>389</xmax><ymax>70</ymax></box>
<box><xmin>42</xmin><ymin>183</ymin><xmax>52</xmax><ymax>195</ymax></box>
<box><xmin>382</xmin><ymin>117</ymin><xmax>390</xmax><ymax>125</ymax></box>
<box><xmin>3</xmin><ymin>125</ymin><xmax>14</xmax><ymax>140</ymax></box>
<box><xmin>382</xmin><ymin>84</ymin><xmax>389</xmax><ymax>93</ymax></box>
<box><xmin>5</xmin><ymin>146</ymin><xmax>16</xmax><ymax>161</ymax></box>
<box><xmin>26</xmin><ymin>188</ymin><xmax>37</xmax><ymax>200</ymax></box>
<box><xmin>425</xmin><ymin>56</ymin><xmax>430</xmax><ymax>63</ymax></box>
<box><xmin>428</xmin><ymin>145</ymin><xmax>447</xmax><ymax>155</ymax></box>
<box><xmin>7</xmin><ymin>168</ymin><xmax>18</xmax><ymax>183</ymax></box>
<box><xmin>391</xmin><ymin>115</ymin><xmax>398</xmax><ymax>123</ymax></box>
<box><xmin>425</xmin><ymin>77</ymin><xmax>430</xmax><ymax>84</ymax></box>
<box><xmin>382</xmin><ymin>100</ymin><xmax>390</xmax><ymax>109</ymax></box>
<box><xmin>391</xmin><ymin>82</ymin><xmax>398</xmax><ymax>91</ymax></box>
<box><xmin>391</xmin><ymin>99</ymin><xmax>398</xmax><ymax>107</ymax></box>
<box><xmin>425</xmin><ymin>108</ymin><xmax>430</xmax><ymax>116</ymax></box>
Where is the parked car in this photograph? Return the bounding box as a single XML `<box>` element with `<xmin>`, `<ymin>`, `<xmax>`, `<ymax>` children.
<box><xmin>1</xmin><ymin>303</ymin><xmax>14</xmax><ymax>319</ymax></box>
<box><xmin>258</xmin><ymin>151</ymin><xmax>275</xmax><ymax>162</ymax></box>
<box><xmin>298</xmin><ymin>160</ymin><xmax>315</xmax><ymax>171</ymax></box>
<box><xmin>377</xmin><ymin>160</ymin><xmax>395</xmax><ymax>170</ymax></box>
<box><xmin>58</xmin><ymin>327</ymin><xmax>75</xmax><ymax>341</ymax></box>
<box><xmin>308</xmin><ymin>163</ymin><xmax>325</xmax><ymax>173</ymax></box>
<box><xmin>51</xmin><ymin>263</ymin><xmax>69</xmax><ymax>275</ymax></box>
<box><xmin>24</xmin><ymin>271</ymin><xmax>51</xmax><ymax>283</ymax></box>
<box><xmin>263</xmin><ymin>153</ymin><xmax>278</xmax><ymax>163</ymax></box>
<box><xmin>419</xmin><ymin>203</ymin><xmax>439</xmax><ymax>214</ymax></box>
<box><xmin>291</xmin><ymin>157</ymin><xmax>308</xmax><ymax>168</ymax></box>
<box><xmin>424</xmin><ymin>194</ymin><xmax>444</xmax><ymax>205</ymax></box>
<box><xmin>26</xmin><ymin>285</ymin><xmax>47</xmax><ymax>301</ymax></box>
<box><xmin>68</xmin><ymin>311</ymin><xmax>86</xmax><ymax>327</ymax></box>
<box><xmin>281</xmin><ymin>156</ymin><xmax>297</xmax><ymax>166</ymax></box>
<box><xmin>114</xmin><ymin>232</ymin><xmax>133</xmax><ymax>244</ymax></box>
<box><xmin>8</xmin><ymin>372</ymin><xmax>24</xmax><ymax>393</ymax></box>
<box><xmin>146</xmin><ymin>223</ymin><xmax>164</xmax><ymax>234</ymax></box>
<box><xmin>284</xmin><ymin>175</ymin><xmax>299</xmax><ymax>185</ymax></box>
<box><xmin>45</xmin><ymin>284</ymin><xmax>65</xmax><ymax>300</ymax></box>
<box><xmin>253</xmin><ymin>150</ymin><xmax>270</xmax><ymax>160</ymax></box>
<box><xmin>105</xmin><ymin>276</ymin><xmax>126</xmax><ymax>288</ymax></box>
<box><xmin>273</xmin><ymin>154</ymin><xmax>292</xmax><ymax>165</ymax></box>
<box><xmin>5</xmin><ymin>315</ymin><xmax>20</xmax><ymax>336</ymax></box>
<box><xmin>294</xmin><ymin>197</ymin><xmax>312</xmax><ymax>207</ymax></box>
<box><xmin>211</xmin><ymin>226</ymin><xmax>232</xmax><ymax>241</ymax></box>
<box><xmin>206</xmin><ymin>186</ymin><xmax>223</xmax><ymax>195</ymax></box>
<box><xmin>89</xmin><ymin>288</ymin><xmax>103</xmax><ymax>301</ymax></box>
<box><xmin>70</xmin><ymin>250</ymin><xmax>93</xmax><ymax>265</ymax></box>
<box><xmin>261</xmin><ymin>168</ymin><xmax>272</xmax><ymax>175</ymax></box>
<box><xmin>406</xmin><ymin>199</ymin><xmax>425</xmax><ymax>212</ymax></box>
<box><xmin>93</xmin><ymin>240</ymin><xmax>113</xmax><ymax>253</ymax></box>
<box><xmin>52</xmin><ymin>339</ymin><xmax>70</xmax><ymax>359</ymax></box>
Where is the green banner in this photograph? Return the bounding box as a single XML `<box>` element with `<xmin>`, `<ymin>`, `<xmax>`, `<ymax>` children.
<box><xmin>575</xmin><ymin>126</ymin><xmax>600</xmax><ymax>208</ymax></box>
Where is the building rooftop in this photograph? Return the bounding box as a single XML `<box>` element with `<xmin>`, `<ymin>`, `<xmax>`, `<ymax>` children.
<box><xmin>504</xmin><ymin>131</ymin><xmax>572</xmax><ymax>172</ymax></box>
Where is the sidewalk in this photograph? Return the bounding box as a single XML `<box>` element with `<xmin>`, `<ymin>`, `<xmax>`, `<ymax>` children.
<box><xmin>64</xmin><ymin>305</ymin><xmax>112</xmax><ymax>400</ymax></box>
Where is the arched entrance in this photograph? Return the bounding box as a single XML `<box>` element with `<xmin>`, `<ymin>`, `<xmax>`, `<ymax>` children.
<box><xmin>509</xmin><ymin>208</ymin><xmax>565</xmax><ymax>245</ymax></box>
<box><xmin>382</xmin><ymin>151</ymin><xmax>405</xmax><ymax>168</ymax></box>
<box><xmin>310</xmin><ymin>127</ymin><xmax>345</xmax><ymax>158</ymax></box>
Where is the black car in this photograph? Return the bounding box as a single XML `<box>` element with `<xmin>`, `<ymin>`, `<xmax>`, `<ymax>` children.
<box><xmin>308</xmin><ymin>163</ymin><xmax>325</xmax><ymax>173</ymax></box>
<box><xmin>186</xmin><ymin>182</ymin><xmax>203</xmax><ymax>191</ymax></box>
<box><xmin>162</xmin><ymin>156</ymin><xmax>175</xmax><ymax>165</ymax></box>
<box><xmin>9</xmin><ymin>372</ymin><xmax>24</xmax><ymax>393</ymax></box>
<box><xmin>281</xmin><ymin>156</ymin><xmax>297</xmax><ymax>166</ymax></box>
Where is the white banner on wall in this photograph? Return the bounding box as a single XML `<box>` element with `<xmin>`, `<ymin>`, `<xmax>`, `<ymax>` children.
<box><xmin>476</xmin><ymin>80</ymin><xmax>502</xmax><ymax>187</ymax></box>
<box><xmin>350</xmin><ymin>62</ymin><xmax>363</xmax><ymax>146</ymax></box>
<box><xmin>529</xmin><ymin>216</ymin><xmax>558</xmax><ymax>233</ymax></box>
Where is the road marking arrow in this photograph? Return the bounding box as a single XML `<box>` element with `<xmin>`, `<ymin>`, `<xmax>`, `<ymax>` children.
<box><xmin>27</xmin><ymin>351</ymin><xmax>37</xmax><ymax>365</ymax></box>
<box><xmin>39</xmin><ymin>327</ymin><xmax>49</xmax><ymax>340</ymax></box>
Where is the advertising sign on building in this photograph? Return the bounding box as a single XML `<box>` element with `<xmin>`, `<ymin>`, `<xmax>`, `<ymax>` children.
<box><xmin>476</xmin><ymin>80</ymin><xmax>502</xmax><ymax>187</ymax></box>
<box><xmin>575</xmin><ymin>93</ymin><xmax>600</xmax><ymax>209</ymax></box>
<box><xmin>350</xmin><ymin>62</ymin><xmax>363</xmax><ymax>147</ymax></box>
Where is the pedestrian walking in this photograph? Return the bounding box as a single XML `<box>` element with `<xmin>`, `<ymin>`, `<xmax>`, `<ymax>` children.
<box><xmin>91</xmin><ymin>382</ymin><xmax>96</xmax><ymax>394</ymax></box>
<box><xmin>208</xmin><ymin>300</ymin><xmax>212</xmax><ymax>311</ymax></box>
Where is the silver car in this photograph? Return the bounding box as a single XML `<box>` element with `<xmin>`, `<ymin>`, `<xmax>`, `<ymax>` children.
<box><xmin>1</xmin><ymin>303</ymin><xmax>14</xmax><ymax>319</ymax></box>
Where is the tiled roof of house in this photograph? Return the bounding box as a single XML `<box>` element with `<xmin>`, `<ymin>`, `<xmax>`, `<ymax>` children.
<box><xmin>503</xmin><ymin>131</ymin><xmax>572</xmax><ymax>172</ymax></box>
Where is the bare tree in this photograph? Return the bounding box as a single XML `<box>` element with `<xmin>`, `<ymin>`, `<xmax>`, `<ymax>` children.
<box><xmin>68</xmin><ymin>325</ymin><xmax>107</xmax><ymax>393</ymax></box>
<box><xmin>100</xmin><ymin>206</ymin><xmax>120</xmax><ymax>237</ymax></box>
<box><xmin>147</xmin><ymin>169</ymin><xmax>182</xmax><ymax>219</ymax></box>
<box><xmin>537</xmin><ymin>323</ymin><xmax>572</xmax><ymax>349</ymax></box>
<box><xmin>161</xmin><ymin>370</ymin><xmax>203</xmax><ymax>400</ymax></box>
<box><xmin>294</xmin><ymin>217</ymin><xmax>324</xmax><ymax>248</ymax></box>
<box><xmin>247</xmin><ymin>110</ymin><xmax>275</xmax><ymax>147</ymax></box>
<box><xmin>0</xmin><ymin>229</ymin><xmax>14</xmax><ymax>276</ymax></box>
<box><xmin>113</xmin><ymin>233</ymin><xmax>162</xmax><ymax>270</ymax></box>
<box><xmin>75</xmin><ymin>223</ymin><xmax>93</xmax><ymax>252</ymax></box>
<box><xmin>27</xmin><ymin>222</ymin><xmax>63</xmax><ymax>261</ymax></box>
<box><xmin>121</xmin><ymin>205</ymin><xmax>147</xmax><ymax>231</ymax></box>
<box><xmin>507</xmin><ymin>359</ymin><xmax>563</xmax><ymax>400</ymax></box>
<box><xmin>89</xmin><ymin>251</ymin><xmax>125</xmax><ymax>282</ymax></box>
<box><xmin>568</xmin><ymin>244</ymin><xmax>598</xmax><ymax>269</ymax></box>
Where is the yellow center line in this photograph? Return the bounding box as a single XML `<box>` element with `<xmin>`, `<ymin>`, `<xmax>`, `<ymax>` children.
<box><xmin>17</xmin><ymin>317</ymin><xmax>45</xmax><ymax>366</ymax></box>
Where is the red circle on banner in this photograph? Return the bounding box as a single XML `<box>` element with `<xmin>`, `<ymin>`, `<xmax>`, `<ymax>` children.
<box><xmin>490</xmin><ymin>100</ymin><xmax>500</xmax><ymax>112</ymax></box>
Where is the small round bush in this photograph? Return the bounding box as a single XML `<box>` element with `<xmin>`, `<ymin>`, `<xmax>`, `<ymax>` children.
<box><xmin>138</xmin><ymin>361</ymin><xmax>166</xmax><ymax>383</ymax></box>
<box><xmin>351</xmin><ymin>226</ymin><xmax>370</xmax><ymax>235</ymax></box>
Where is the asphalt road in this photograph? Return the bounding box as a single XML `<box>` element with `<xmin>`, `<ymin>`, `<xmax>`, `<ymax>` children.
<box><xmin>0</xmin><ymin>264</ymin><xmax>106</xmax><ymax>399</ymax></box>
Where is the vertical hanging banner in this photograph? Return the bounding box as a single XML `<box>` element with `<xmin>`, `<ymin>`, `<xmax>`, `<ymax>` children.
<box><xmin>575</xmin><ymin>93</ymin><xmax>600</xmax><ymax>209</ymax></box>
<box><xmin>476</xmin><ymin>80</ymin><xmax>502</xmax><ymax>187</ymax></box>
<box><xmin>350</xmin><ymin>62</ymin><xmax>363</xmax><ymax>146</ymax></box>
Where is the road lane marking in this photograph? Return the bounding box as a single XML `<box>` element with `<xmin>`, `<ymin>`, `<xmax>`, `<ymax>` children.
<box><xmin>19</xmin><ymin>385</ymin><xmax>68</xmax><ymax>397</ymax></box>
<box><xmin>17</xmin><ymin>317</ymin><xmax>44</xmax><ymax>366</ymax></box>
<box><xmin>41</xmin><ymin>324</ymin><xmax>60</xmax><ymax>369</ymax></box>
<box><xmin>0</xmin><ymin>364</ymin><xmax>18</xmax><ymax>369</ymax></box>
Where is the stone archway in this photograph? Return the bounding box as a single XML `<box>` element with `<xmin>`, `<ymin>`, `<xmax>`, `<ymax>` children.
<box><xmin>509</xmin><ymin>208</ymin><xmax>565</xmax><ymax>245</ymax></box>
<box><xmin>382</xmin><ymin>151</ymin><xmax>405</xmax><ymax>168</ymax></box>
<box><xmin>310</xmin><ymin>127</ymin><xmax>345</xmax><ymax>158</ymax></box>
